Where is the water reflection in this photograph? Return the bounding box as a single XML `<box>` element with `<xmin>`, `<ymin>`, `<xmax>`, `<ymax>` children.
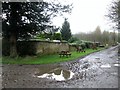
<box><xmin>100</xmin><ymin>64</ymin><xmax>111</xmax><ymax>68</ymax></box>
<box><xmin>114</xmin><ymin>64</ymin><xmax>120</xmax><ymax>67</ymax></box>
<box><xmin>34</xmin><ymin>68</ymin><xmax>74</xmax><ymax>81</ymax></box>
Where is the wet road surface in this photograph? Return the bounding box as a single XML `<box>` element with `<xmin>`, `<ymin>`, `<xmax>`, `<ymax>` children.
<box><xmin>1</xmin><ymin>46</ymin><xmax>119</xmax><ymax>88</ymax></box>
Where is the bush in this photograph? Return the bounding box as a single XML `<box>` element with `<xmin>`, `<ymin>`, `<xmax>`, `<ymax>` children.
<box><xmin>75</xmin><ymin>40</ymin><xmax>82</xmax><ymax>45</ymax></box>
<box><xmin>53</xmin><ymin>33</ymin><xmax>61</xmax><ymax>40</ymax></box>
<box><xmin>79</xmin><ymin>43</ymin><xmax>86</xmax><ymax>49</ymax></box>
<box><xmin>68</xmin><ymin>37</ymin><xmax>79</xmax><ymax>43</ymax></box>
<box><xmin>2</xmin><ymin>39</ymin><xmax>37</xmax><ymax>56</ymax></box>
<box><xmin>36</xmin><ymin>33</ymin><xmax>46</xmax><ymax>39</ymax></box>
<box><xmin>84</xmin><ymin>41</ymin><xmax>93</xmax><ymax>48</ymax></box>
<box><xmin>36</xmin><ymin>33</ymin><xmax>52</xmax><ymax>40</ymax></box>
<box><xmin>79</xmin><ymin>40</ymin><xmax>94</xmax><ymax>49</ymax></box>
<box><xmin>17</xmin><ymin>41</ymin><xmax>37</xmax><ymax>56</ymax></box>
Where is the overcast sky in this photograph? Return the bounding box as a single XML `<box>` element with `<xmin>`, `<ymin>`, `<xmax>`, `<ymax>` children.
<box><xmin>52</xmin><ymin>0</ymin><xmax>113</xmax><ymax>34</ymax></box>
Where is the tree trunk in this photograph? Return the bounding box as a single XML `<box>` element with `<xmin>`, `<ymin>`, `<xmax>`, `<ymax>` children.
<box><xmin>10</xmin><ymin>33</ymin><xmax>17</xmax><ymax>58</ymax></box>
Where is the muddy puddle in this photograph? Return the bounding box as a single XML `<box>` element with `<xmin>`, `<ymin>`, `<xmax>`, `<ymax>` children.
<box><xmin>95</xmin><ymin>57</ymin><xmax>100</xmax><ymax>59</ymax></box>
<box><xmin>34</xmin><ymin>68</ymin><xmax>74</xmax><ymax>81</ymax></box>
<box><xmin>114</xmin><ymin>63</ymin><xmax>120</xmax><ymax>67</ymax></box>
<box><xmin>100</xmin><ymin>64</ymin><xmax>111</xmax><ymax>68</ymax></box>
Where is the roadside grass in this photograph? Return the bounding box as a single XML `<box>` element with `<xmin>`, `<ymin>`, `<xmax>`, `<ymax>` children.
<box><xmin>1</xmin><ymin>48</ymin><xmax>104</xmax><ymax>65</ymax></box>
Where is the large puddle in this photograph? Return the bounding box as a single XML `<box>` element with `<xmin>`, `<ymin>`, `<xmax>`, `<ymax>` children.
<box><xmin>34</xmin><ymin>68</ymin><xmax>74</xmax><ymax>81</ymax></box>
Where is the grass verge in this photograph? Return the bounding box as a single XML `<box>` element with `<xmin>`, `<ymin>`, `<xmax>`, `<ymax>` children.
<box><xmin>1</xmin><ymin>48</ymin><xmax>104</xmax><ymax>65</ymax></box>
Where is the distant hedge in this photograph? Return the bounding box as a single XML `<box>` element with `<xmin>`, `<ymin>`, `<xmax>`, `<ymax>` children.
<box><xmin>69</xmin><ymin>40</ymin><xmax>100</xmax><ymax>49</ymax></box>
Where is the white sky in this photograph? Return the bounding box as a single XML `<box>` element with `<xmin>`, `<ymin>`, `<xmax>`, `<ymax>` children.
<box><xmin>52</xmin><ymin>0</ymin><xmax>114</xmax><ymax>34</ymax></box>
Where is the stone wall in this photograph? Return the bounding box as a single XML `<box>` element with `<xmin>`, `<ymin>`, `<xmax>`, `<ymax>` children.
<box><xmin>2</xmin><ymin>39</ymin><xmax>70</xmax><ymax>56</ymax></box>
<box><xmin>35</xmin><ymin>41</ymin><xmax>69</xmax><ymax>55</ymax></box>
<box><xmin>69</xmin><ymin>45</ymin><xmax>76</xmax><ymax>52</ymax></box>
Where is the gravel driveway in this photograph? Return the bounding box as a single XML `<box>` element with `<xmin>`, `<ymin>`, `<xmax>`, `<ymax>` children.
<box><xmin>1</xmin><ymin>46</ymin><xmax>119</xmax><ymax>88</ymax></box>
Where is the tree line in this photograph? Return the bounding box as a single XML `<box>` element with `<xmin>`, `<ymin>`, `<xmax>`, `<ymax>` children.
<box><xmin>73</xmin><ymin>26</ymin><xmax>119</xmax><ymax>45</ymax></box>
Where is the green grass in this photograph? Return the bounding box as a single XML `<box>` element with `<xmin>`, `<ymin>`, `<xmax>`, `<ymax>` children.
<box><xmin>1</xmin><ymin>48</ymin><xmax>104</xmax><ymax>65</ymax></box>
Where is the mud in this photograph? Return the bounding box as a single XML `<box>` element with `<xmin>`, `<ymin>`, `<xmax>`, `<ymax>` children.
<box><xmin>1</xmin><ymin>45</ymin><xmax>119</xmax><ymax>88</ymax></box>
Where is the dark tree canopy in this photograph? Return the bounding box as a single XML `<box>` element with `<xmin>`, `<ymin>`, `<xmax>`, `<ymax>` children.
<box><xmin>60</xmin><ymin>18</ymin><xmax>72</xmax><ymax>41</ymax></box>
<box><xmin>2</xmin><ymin>1</ymin><xmax>72</xmax><ymax>57</ymax></box>
<box><xmin>2</xmin><ymin>1</ymin><xmax>72</xmax><ymax>39</ymax></box>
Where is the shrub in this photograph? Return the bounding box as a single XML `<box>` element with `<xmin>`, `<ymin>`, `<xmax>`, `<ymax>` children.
<box><xmin>53</xmin><ymin>33</ymin><xmax>61</xmax><ymax>40</ymax></box>
<box><xmin>2</xmin><ymin>39</ymin><xmax>37</xmax><ymax>56</ymax></box>
<box><xmin>17</xmin><ymin>41</ymin><xmax>37</xmax><ymax>56</ymax></box>
<box><xmin>68</xmin><ymin>37</ymin><xmax>79</xmax><ymax>43</ymax></box>
<box><xmin>79</xmin><ymin>42</ymin><xmax>86</xmax><ymax>49</ymax></box>
<box><xmin>84</xmin><ymin>41</ymin><xmax>93</xmax><ymax>48</ymax></box>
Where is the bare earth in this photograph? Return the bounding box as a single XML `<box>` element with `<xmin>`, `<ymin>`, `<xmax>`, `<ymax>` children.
<box><xmin>1</xmin><ymin>46</ymin><xmax>120</xmax><ymax>88</ymax></box>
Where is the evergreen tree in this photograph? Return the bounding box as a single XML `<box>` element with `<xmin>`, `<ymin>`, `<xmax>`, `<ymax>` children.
<box><xmin>2</xmin><ymin>2</ymin><xmax>72</xmax><ymax>57</ymax></box>
<box><xmin>60</xmin><ymin>18</ymin><xmax>72</xmax><ymax>41</ymax></box>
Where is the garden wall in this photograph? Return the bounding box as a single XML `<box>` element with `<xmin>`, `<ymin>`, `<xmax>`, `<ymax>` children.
<box><xmin>2</xmin><ymin>39</ymin><xmax>69</xmax><ymax>56</ymax></box>
<box><xmin>35</xmin><ymin>41</ymin><xmax>69</xmax><ymax>55</ymax></box>
<box><xmin>69</xmin><ymin>45</ymin><xmax>76</xmax><ymax>51</ymax></box>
